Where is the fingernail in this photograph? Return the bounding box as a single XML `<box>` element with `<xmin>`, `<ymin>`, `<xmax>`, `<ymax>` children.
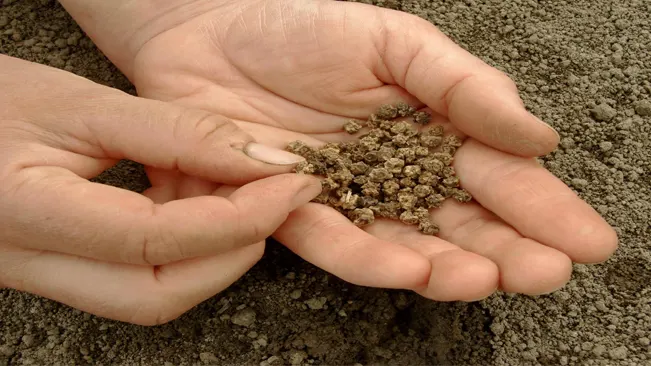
<box><xmin>242</xmin><ymin>142</ymin><xmax>306</xmax><ymax>165</ymax></box>
<box><xmin>533</xmin><ymin>115</ymin><xmax>560</xmax><ymax>139</ymax></box>
<box><xmin>291</xmin><ymin>178</ymin><xmax>323</xmax><ymax>211</ymax></box>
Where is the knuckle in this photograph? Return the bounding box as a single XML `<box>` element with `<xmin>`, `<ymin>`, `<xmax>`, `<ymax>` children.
<box><xmin>226</xmin><ymin>195</ymin><xmax>272</xmax><ymax>249</ymax></box>
<box><xmin>445</xmin><ymin>210</ymin><xmax>502</xmax><ymax>250</ymax></box>
<box><xmin>232</xmin><ymin>202</ymin><xmax>264</xmax><ymax>247</ymax></box>
<box><xmin>190</xmin><ymin>111</ymin><xmax>245</xmax><ymax>148</ymax></box>
<box><xmin>492</xmin><ymin>70</ymin><xmax>518</xmax><ymax>91</ymax></box>
<box><xmin>130</xmin><ymin>207</ymin><xmax>185</xmax><ymax>265</ymax></box>
<box><xmin>246</xmin><ymin>219</ymin><xmax>263</xmax><ymax>244</ymax></box>
<box><xmin>483</xmin><ymin>159</ymin><xmax>532</xmax><ymax>190</ymax></box>
<box><xmin>142</xmin><ymin>228</ymin><xmax>184</xmax><ymax>266</ymax></box>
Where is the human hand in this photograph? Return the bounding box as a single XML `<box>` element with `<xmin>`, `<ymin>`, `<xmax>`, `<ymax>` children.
<box><xmin>0</xmin><ymin>54</ymin><xmax>322</xmax><ymax>325</ymax></box>
<box><xmin>60</xmin><ymin>0</ymin><xmax>618</xmax><ymax>301</ymax></box>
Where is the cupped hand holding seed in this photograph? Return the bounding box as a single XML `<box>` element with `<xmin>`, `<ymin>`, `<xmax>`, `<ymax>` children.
<box><xmin>60</xmin><ymin>0</ymin><xmax>618</xmax><ymax>302</ymax></box>
<box><xmin>0</xmin><ymin>55</ymin><xmax>321</xmax><ymax>325</ymax></box>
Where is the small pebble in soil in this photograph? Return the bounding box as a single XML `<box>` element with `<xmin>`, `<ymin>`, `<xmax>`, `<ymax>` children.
<box><xmin>261</xmin><ymin>355</ymin><xmax>282</xmax><ymax>366</ymax></box>
<box><xmin>305</xmin><ymin>297</ymin><xmax>327</xmax><ymax>310</ymax></box>
<box><xmin>634</xmin><ymin>100</ymin><xmax>651</xmax><ymax>116</ymax></box>
<box><xmin>608</xmin><ymin>345</ymin><xmax>628</xmax><ymax>360</ymax></box>
<box><xmin>288</xmin><ymin>350</ymin><xmax>308</xmax><ymax>365</ymax></box>
<box><xmin>0</xmin><ymin>345</ymin><xmax>14</xmax><ymax>357</ymax></box>
<box><xmin>571</xmin><ymin>178</ymin><xmax>589</xmax><ymax>189</ymax></box>
<box><xmin>21</xmin><ymin>335</ymin><xmax>35</xmax><ymax>347</ymax></box>
<box><xmin>591</xmin><ymin>103</ymin><xmax>617</xmax><ymax>121</ymax></box>
<box><xmin>231</xmin><ymin>307</ymin><xmax>256</xmax><ymax>327</ymax></box>
<box><xmin>199</xmin><ymin>352</ymin><xmax>219</xmax><ymax>364</ymax></box>
<box><xmin>599</xmin><ymin>141</ymin><xmax>613</xmax><ymax>151</ymax></box>
<box><xmin>287</xmin><ymin>103</ymin><xmax>472</xmax><ymax>235</ymax></box>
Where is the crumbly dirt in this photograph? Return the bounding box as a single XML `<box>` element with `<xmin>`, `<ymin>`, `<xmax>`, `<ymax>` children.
<box><xmin>1</xmin><ymin>0</ymin><xmax>650</xmax><ymax>365</ymax></box>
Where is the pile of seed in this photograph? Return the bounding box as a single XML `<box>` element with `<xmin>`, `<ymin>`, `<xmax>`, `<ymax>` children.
<box><xmin>286</xmin><ymin>103</ymin><xmax>472</xmax><ymax>235</ymax></box>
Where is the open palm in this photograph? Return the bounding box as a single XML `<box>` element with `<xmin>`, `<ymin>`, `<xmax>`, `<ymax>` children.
<box><xmin>125</xmin><ymin>0</ymin><xmax>616</xmax><ymax>301</ymax></box>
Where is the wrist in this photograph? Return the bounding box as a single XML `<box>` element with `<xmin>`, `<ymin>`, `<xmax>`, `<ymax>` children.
<box><xmin>57</xmin><ymin>0</ymin><xmax>235</xmax><ymax>79</ymax></box>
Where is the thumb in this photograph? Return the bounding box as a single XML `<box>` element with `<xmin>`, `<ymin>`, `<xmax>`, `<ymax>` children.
<box><xmin>371</xmin><ymin>7</ymin><xmax>560</xmax><ymax>157</ymax></box>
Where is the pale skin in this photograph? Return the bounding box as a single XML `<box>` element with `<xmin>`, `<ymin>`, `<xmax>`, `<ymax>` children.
<box><xmin>0</xmin><ymin>0</ymin><xmax>617</xmax><ymax>325</ymax></box>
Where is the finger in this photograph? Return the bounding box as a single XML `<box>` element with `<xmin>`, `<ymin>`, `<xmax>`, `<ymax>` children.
<box><xmin>363</xmin><ymin>219</ymin><xmax>498</xmax><ymax>301</ymax></box>
<box><xmin>429</xmin><ymin>199</ymin><xmax>573</xmax><ymax>295</ymax></box>
<box><xmin>454</xmin><ymin>139</ymin><xmax>618</xmax><ymax>263</ymax></box>
<box><xmin>81</xmin><ymin>103</ymin><xmax>305</xmax><ymax>185</ymax></box>
<box><xmin>2</xmin><ymin>56</ymin><xmax>306</xmax><ymax>186</ymax></box>
<box><xmin>274</xmin><ymin>203</ymin><xmax>431</xmax><ymax>290</ymax></box>
<box><xmin>0</xmin><ymin>242</ymin><xmax>264</xmax><ymax>325</ymax></box>
<box><xmin>2</xmin><ymin>163</ymin><xmax>322</xmax><ymax>265</ymax></box>
<box><xmin>363</xmin><ymin>5</ymin><xmax>559</xmax><ymax>156</ymax></box>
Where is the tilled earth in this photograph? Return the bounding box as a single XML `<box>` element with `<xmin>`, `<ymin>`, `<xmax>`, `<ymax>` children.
<box><xmin>1</xmin><ymin>0</ymin><xmax>649</xmax><ymax>365</ymax></box>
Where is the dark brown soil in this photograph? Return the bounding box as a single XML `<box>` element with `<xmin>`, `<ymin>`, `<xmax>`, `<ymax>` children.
<box><xmin>1</xmin><ymin>0</ymin><xmax>650</xmax><ymax>365</ymax></box>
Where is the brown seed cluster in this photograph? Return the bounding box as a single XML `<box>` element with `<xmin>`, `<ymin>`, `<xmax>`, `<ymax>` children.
<box><xmin>287</xmin><ymin>103</ymin><xmax>472</xmax><ymax>236</ymax></box>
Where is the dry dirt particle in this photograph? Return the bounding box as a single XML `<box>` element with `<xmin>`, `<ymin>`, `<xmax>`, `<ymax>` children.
<box><xmin>343</xmin><ymin>119</ymin><xmax>363</xmax><ymax>134</ymax></box>
<box><xmin>288</xmin><ymin>103</ymin><xmax>472</xmax><ymax>235</ymax></box>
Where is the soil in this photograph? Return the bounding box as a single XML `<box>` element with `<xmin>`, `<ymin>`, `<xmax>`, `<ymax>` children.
<box><xmin>1</xmin><ymin>0</ymin><xmax>649</xmax><ymax>365</ymax></box>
